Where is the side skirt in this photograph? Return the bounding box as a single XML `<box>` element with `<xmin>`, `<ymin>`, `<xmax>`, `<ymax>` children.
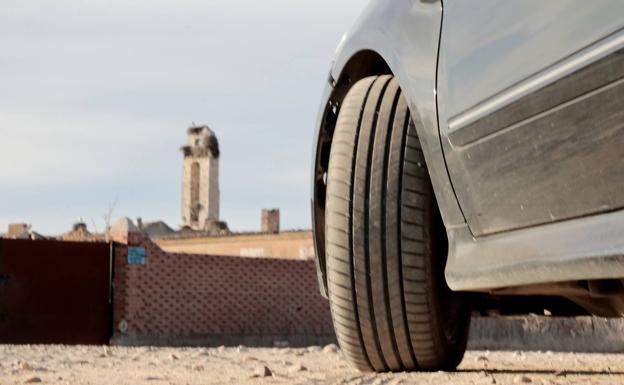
<box><xmin>445</xmin><ymin>209</ymin><xmax>624</xmax><ymax>291</ymax></box>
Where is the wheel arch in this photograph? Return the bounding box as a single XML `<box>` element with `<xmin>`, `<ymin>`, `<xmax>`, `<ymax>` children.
<box><xmin>312</xmin><ymin>50</ymin><xmax>396</xmax><ymax>298</ymax></box>
<box><xmin>312</xmin><ymin>0</ymin><xmax>466</xmax><ymax>298</ymax></box>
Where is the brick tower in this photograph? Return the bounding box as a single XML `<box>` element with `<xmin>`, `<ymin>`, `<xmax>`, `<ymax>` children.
<box><xmin>181</xmin><ymin>125</ymin><xmax>220</xmax><ymax>230</ymax></box>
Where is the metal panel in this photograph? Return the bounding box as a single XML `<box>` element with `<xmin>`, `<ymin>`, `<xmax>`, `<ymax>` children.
<box><xmin>446</xmin><ymin>71</ymin><xmax>624</xmax><ymax>235</ymax></box>
<box><xmin>449</xmin><ymin>48</ymin><xmax>624</xmax><ymax>147</ymax></box>
<box><xmin>445</xmin><ymin>210</ymin><xmax>624</xmax><ymax>292</ymax></box>
<box><xmin>0</xmin><ymin>239</ymin><xmax>111</xmax><ymax>345</ymax></box>
<box><xmin>441</xmin><ymin>0</ymin><xmax>624</xmax><ymax>123</ymax></box>
<box><xmin>438</xmin><ymin>0</ymin><xmax>624</xmax><ymax>236</ymax></box>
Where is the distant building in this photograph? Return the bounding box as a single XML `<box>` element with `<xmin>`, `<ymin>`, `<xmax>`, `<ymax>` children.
<box><xmin>154</xmin><ymin>229</ymin><xmax>314</xmax><ymax>261</ymax></box>
<box><xmin>151</xmin><ymin>209</ymin><xmax>314</xmax><ymax>260</ymax></box>
<box><xmin>136</xmin><ymin>218</ymin><xmax>175</xmax><ymax>239</ymax></box>
<box><xmin>60</xmin><ymin>222</ymin><xmax>103</xmax><ymax>242</ymax></box>
<box><xmin>180</xmin><ymin>125</ymin><xmax>227</xmax><ymax>233</ymax></box>
<box><xmin>4</xmin><ymin>223</ymin><xmax>46</xmax><ymax>240</ymax></box>
<box><xmin>37</xmin><ymin>124</ymin><xmax>315</xmax><ymax>260</ymax></box>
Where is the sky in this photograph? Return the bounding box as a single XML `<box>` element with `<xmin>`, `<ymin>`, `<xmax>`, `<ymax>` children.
<box><xmin>0</xmin><ymin>0</ymin><xmax>366</xmax><ymax>235</ymax></box>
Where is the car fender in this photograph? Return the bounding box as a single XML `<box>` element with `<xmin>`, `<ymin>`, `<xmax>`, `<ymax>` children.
<box><xmin>311</xmin><ymin>0</ymin><xmax>465</xmax><ymax>297</ymax></box>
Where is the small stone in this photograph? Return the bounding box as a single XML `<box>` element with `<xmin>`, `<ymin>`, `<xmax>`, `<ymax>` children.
<box><xmin>237</xmin><ymin>345</ymin><xmax>247</xmax><ymax>353</ymax></box>
<box><xmin>514</xmin><ymin>375</ymin><xmax>532</xmax><ymax>383</ymax></box>
<box><xmin>24</xmin><ymin>377</ymin><xmax>42</xmax><ymax>384</ymax></box>
<box><xmin>322</xmin><ymin>344</ymin><xmax>339</xmax><ymax>353</ymax></box>
<box><xmin>19</xmin><ymin>361</ymin><xmax>32</xmax><ymax>370</ymax></box>
<box><xmin>253</xmin><ymin>366</ymin><xmax>273</xmax><ymax>378</ymax></box>
<box><xmin>169</xmin><ymin>353</ymin><xmax>179</xmax><ymax>360</ymax></box>
<box><xmin>287</xmin><ymin>364</ymin><xmax>308</xmax><ymax>373</ymax></box>
<box><xmin>103</xmin><ymin>346</ymin><xmax>113</xmax><ymax>357</ymax></box>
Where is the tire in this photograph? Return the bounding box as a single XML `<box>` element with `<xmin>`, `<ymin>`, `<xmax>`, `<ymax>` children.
<box><xmin>324</xmin><ymin>75</ymin><xmax>470</xmax><ymax>372</ymax></box>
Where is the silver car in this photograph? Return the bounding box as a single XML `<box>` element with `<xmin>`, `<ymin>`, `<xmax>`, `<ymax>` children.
<box><xmin>311</xmin><ymin>0</ymin><xmax>624</xmax><ymax>372</ymax></box>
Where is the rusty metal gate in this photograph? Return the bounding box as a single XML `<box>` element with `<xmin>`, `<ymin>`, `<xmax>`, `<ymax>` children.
<box><xmin>0</xmin><ymin>239</ymin><xmax>112</xmax><ymax>345</ymax></box>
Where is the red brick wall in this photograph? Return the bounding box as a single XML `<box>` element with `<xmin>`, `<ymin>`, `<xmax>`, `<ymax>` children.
<box><xmin>111</xmin><ymin>232</ymin><xmax>334</xmax><ymax>346</ymax></box>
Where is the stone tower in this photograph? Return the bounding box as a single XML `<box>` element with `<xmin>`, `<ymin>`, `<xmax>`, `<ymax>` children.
<box><xmin>261</xmin><ymin>209</ymin><xmax>280</xmax><ymax>234</ymax></box>
<box><xmin>181</xmin><ymin>125</ymin><xmax>220</xmax><ymax>230</ymax></box>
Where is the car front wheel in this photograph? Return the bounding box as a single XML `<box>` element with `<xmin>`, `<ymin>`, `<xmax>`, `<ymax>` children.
<box><xmin>324</xmin><ymin>75</ymin><xmax>470</xmax><ymax>372</ymax></box>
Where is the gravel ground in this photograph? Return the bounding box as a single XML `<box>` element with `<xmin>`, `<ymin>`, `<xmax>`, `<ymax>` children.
<box><xmin>1</xmin><ymin>345</ymin><xmax>623</xmax><ymax>385</ymax></box>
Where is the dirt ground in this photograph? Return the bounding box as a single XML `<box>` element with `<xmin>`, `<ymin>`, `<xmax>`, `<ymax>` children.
<box><xmin>1</xmin><ymin>345</ymin><xmax>623</xmax><ymax>385</ymax></box>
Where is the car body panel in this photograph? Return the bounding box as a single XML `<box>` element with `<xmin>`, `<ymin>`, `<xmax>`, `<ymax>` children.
<box><xmin>445</xmin><ymin>211</ymin><xmax>624</xmax><ymax>292</ymax></box>
<box><xmin>442</xmin><ymin>0</ymin><xmax>624</xmax><ymax>122</ymax></box>
<box><xmin>326</xmin><ymin>0</ymin><xmax>465</xmax><ymax>227</ymax></box>
<box><xmin>312</xmin><ymin>0</ymin><xmax>624</xmax><ymax>295</ymax></box>
<box><xmin>311</xmin><ymin>0</ymin><xmax>463</xmax><ymax>296</ymax></box>
<box><xmin>438</xmin><ymin>0</ymin><xmax>624</xmax><ymax>235</ymax></box>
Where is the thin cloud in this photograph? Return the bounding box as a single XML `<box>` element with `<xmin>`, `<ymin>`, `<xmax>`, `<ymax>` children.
<box><xmin>0</xmin><ymin>0</ymin><xmax>365</xmax><ymax>234</ymax></box>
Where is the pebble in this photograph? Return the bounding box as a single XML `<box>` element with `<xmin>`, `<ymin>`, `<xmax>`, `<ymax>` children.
<box><xmin>169</xmin><ymin>353</ymin><xmax>179</xmax><ymax>360</ymax></box>
<box><xmin>323</xmin><ymin>344</ymin><xmax>339</xmax><ymax>353</ymax></box>
<box><xmin>19</xmin><ymin>361</ymin><xmax>32</xmax><ymax>370</ymax></box>
<box><xmin>24</xmin><ymin>377</ymin><xmax>42</xmax><ymax>384</ymax></box>
<box><xmin>252</xmin><ymin>365</ymin><xmax>273</xmax><ymax>378</ymax></box>
<box><xmin>288</xmin><ymin>364</ymin><xmax>308</xmax><ymax>373</ymax></box>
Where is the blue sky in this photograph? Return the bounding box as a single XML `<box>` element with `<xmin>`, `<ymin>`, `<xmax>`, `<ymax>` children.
<box><xmin>0</xmin><ymin>0</ymin><xmax>365</xmax><ymax>235</ymax></box>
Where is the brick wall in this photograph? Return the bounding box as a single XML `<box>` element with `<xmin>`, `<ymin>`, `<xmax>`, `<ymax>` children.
<box><xmin>111</xmin><ymin>231</ymin><xmax>335</xmax><ymax>347</ymax></box>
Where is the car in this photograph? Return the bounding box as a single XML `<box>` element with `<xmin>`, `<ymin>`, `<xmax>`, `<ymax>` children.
<box><xmin>311</xmin><ymin>0</ymin><xmax>624</xmax><ymax>373</ymax></box>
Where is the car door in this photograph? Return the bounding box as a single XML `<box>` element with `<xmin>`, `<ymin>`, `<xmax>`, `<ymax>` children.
<box><xmin>437</xmin><ymin>0</ymin><xmax>624</xmax><ymax>236</ymax></box>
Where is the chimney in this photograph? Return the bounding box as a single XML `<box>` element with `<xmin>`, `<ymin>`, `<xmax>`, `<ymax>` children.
<box><xmin>261</xmin><ymin>209</ymin><xmax>280</xmax><ymax>234</ymax></box>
